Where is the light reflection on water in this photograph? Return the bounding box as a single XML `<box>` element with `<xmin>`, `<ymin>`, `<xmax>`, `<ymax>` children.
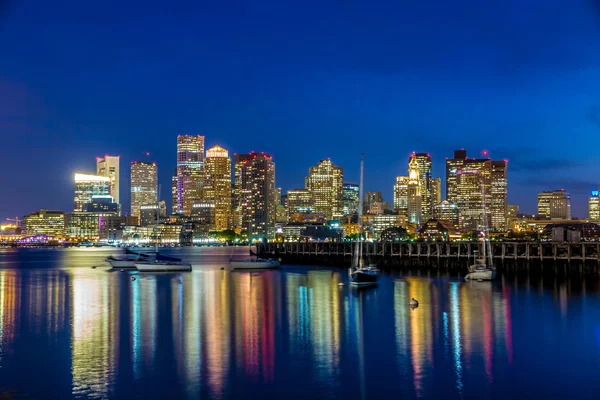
<box><xmin>0</xmin><ymin>248</ymin><xmax>599</xmax><ymax>399</ymax></box>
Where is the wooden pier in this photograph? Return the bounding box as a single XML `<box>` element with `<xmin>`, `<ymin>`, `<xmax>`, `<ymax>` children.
<box><xmin>258</xmin><ymin>241</ymin><xmax>600</xmax><ymax>267</ymax></box>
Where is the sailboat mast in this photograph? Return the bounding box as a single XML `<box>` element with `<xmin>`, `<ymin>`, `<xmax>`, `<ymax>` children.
<box><xmin>358</xmin><ymin>154</ymin><xmax>365</xmax><ymax>262</ymax></box>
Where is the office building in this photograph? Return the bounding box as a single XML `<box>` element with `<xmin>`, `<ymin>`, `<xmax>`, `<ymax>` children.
<box><xmin>446</xmin><ymin>149</ymin><xmax>507</xmax><ymax>231</ymax></box>
<box><xmin>342</xmin><ymin>182</ymin><xmax>359</xmax><ymax>216</ymax></box>
<box><xmin>23</xmin><ymin>209</ymin><xmax>65</xmax><ymax>239</ymax></box>
<box><xmin>204</xmin><ymin>145</ymin><xmax>232</xmax><ymax>231</ymax></box>
<box><xmin>171</xmin><ymin>168</ymin><xmax>177</xmax><ymax>215</ymax></box>
<box><xmin>393</xmin><ymin>176</ymin><xmax>409</xmax><ymax>220</ymax></box>
<box><xmin>507</xmin><ymin>205</ymin><xmax>519</xmax><ymax>219</ymax></box>
<box><xmin>139</xmin><ymin>202</ymin><xmax>167</xmax><ymax>226</ymax></box>
<box><xmin>490</xmin><ymin>160</ymin><xmax>508</xmax><ymax>230</ymax></box>
<box><xmin>238</xmin><ymin>152</ymin><xmax>276</xmax><ymax>239</ymax></box>
<box><xmin>432</xmin><ymin>200</ymin><xmax>460</xmax><ymax>226</ymax></box>
<box><xmin>410</xmin><ymin>153</ymin><xmax>433</xmax><ymax>219</ymax></box>
<box><xmin>305</xmin><ymin>159</ymin><xmax>343</xmax><ymax>220</ymax></box>
<box><xmin>365</xmin><ymin>191</ymin><xmax>384</xmax><ymax>214</ymax></box>
<box><xmin>407</xmin><ymin>155</ymin><xmax>422</xmax><ymax>225</ymax></box>
<box><xmin>74</xmin><ymin>173</ymin><xmax>111</xmax><ymax>211</ymax></box>
<box><xmin>96</xmin><ymin>155</ymin><xmax>120</xmax><ymax>204</ymax></box>
<box><xmin>233</xmin><ymin>153</ymin><xmax>254</xmax><ymax>229</ymax></box>
<box><xmin>130</xmin><ymin>161</ymin><xmax>158</xmax><ymax>218</ymax></box>
<box><xmin>175</xmin><ymin>135</ymin><xmax>205</xmax><ymax>215</ymax></box>
<box><xmin>82</xmin><ymin>195</ymin><xmax>119</xmax><ymax>213</ymax></box>
<box><xmin>372</xmin><ymin>214</ymin><xmax>402</xmax><ymax>240</ymax></box>
<box><xmin>286</xmin><ymin>189</ymin><xmax>314</xmax><ymax>216</ymax></box>
<box><xmin>66</xmin><ymin>212</ymin><xmax>116</xmax><ymax>241</ymax></box>
<box><xmin>538</xmin><ymin>190</ymin><xmax>571</xmax><ymax>220</ymax></box>
<box><xmin>431</xmin><ymin>177</ymin><xmax>441</xmax><ymax>206</ymax></box>
<box><xmin>590</xmin><ymin>190</ymin><xmax>600</xmax><ymax>222</ymax></box>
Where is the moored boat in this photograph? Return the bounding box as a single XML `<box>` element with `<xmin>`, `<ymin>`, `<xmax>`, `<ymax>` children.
<box><xmin>230</xmin><ymin>258</ymin><xmax>280</xmax><ymax>269</ymax></box>
<box><xmin>348</xmin><ymin>154</ymin><xmax>378</xmax><ymax>287</ymax></box>
<box><xmin>135</xmin><ymin>253</ymin><xmax>192</xmax><ymax>272</ymax></box>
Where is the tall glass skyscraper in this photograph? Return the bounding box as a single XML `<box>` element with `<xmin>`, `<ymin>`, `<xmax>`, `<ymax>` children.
<box><xmin>175</xmin><ymin>135</ymin><xmax>204</xmax><ymax>216</ymax></box>
<box><xmin>96</xmin><ymin>155</ymin><xmax>120</xmax><ymax>204</ymax></box>
<box><xmin>204</xmin><ymin>145</ymin><xmax>232</xmax><ymax>231</ymax></box>
<box><xmin>130</xmin><ymin>161</ymin><xmax>158</xmax><ymax>218</ymax></box>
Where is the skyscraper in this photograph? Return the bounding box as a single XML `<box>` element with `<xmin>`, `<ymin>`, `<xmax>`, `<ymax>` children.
<box><xmin>130</xmin><ymin>161</ymin><xmax>158</xmax><ymax>218</ymax></box>
<box><xmin>171</xmin><ymin>168</ymin><xmax>177</xmax><ymax>215</ymax></box>
<box><xmin>431</xmin><ymin>177</ymin><xmax>441</xmax><ymax>207</ymax></box>
<box><xmin>175</xmin><ymin>135</ymin><xmax>205</xmax><ymax>216</ymax></box>
<box><xmin>238</xmin><ymin>152</ymin><xmax>276</xmax><ymax>239</ymax></box>
<box><xmin>233</xmin><ymin>153</ymin><xmax>254</xmax><ymax>230</ymax></box>
<box><xmin>446</xmin><ymin>149</ymin><xmax>507</xmax><ymax>231</ymax></box>
<box><xmin>538</xmin><ymin>190</ymin><xmax>571</xmax><ymax>220</ymax></box>
<box><xmin>204</xmin><ymin>145</ymin><xmax>232</xmax><ymax>231</ymax></box>
<box><xmin>490</xmin><ymin>160</ymin><xmax>508</xmax><ymax>230</ymax></box>
<box><xmin>96</xmin><ymin>155</ymin><xmax>120</xmax><ymax>204</ymax></box>
<box><xmin>589</xmin><ymin>190</ymin><xmax>600</xmax><ymax>222</ymax></box>
<box><xmin>305</xmin><ymin>159</ymin><xmax>344</xmax><ymax>220</ymax></box>
<box><xmin>410</xmin><ymin>153</ymin><xmax>433</xmax><ymax>219</ymax></box>
<box><xmin>393</xmin><ymin>176</ymin><xmax>409</xmax><ymax>223</ymax></box>
<box><xmin>287</xmin><ymin>189</ymin><xmax>313</xmax><ymax>215</ymax></box>
<box><xmin>407</xmin><ymin>155</ymin><xmax>422</xmax><ymax>225</ymax></box>
<box><xmin>342</xmin><ymin>182</ymin><xmax>359</xmax><ymax>216</ymax></box>
<box><xmin>74</xmin><ymin>173</ymin><xmax>111</xmax><ymax>211</ymax></box>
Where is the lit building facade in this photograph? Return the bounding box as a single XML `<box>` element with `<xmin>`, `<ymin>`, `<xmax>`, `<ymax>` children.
<box><xmin>175</xmin><ymin>135</ymin><xmax>205</xmax><ymax>216</ymax></box>
<box><xmin>589</xmin><ymin>191</ymin><xmax>600</xmax><ymax>222</ymax></box>
<box><xmin>538</xmin><ymin>190</ymin><xmax>571</xmax><ymax>220</ymax></box>
<box><xmin>74</xmin><ymin>174</ymin><xmax>111</xmax><ymax>212</ymax></box>
<box><xmin>305</xmin><ymin>159</ymin><xmax>343</xmax><ymax>220</ymax></box>
<box><xmin>410</xmin><ymin>153</ymin><xmax>433</xmax><ymax>220</ymax></box>
<box><xmin>130</xmin><ymin>161</ymin><xmax>158</xmax><ymax>218</ymax></box>
<box><xmin>23</xmin><ymin>209</ymin><xmax>65</xmax><ymax>238</ymax></box>
<box><xmin>82</xmin><ymin>195</ymin><xmax>119</xmax><ymax>213</ymax></box>
<box><xmin>204</xmin><ymin>145</ymin><xmax>232</xmax><ymax>231</ymax></box>
<box><xmin>342</xmin><ymin>182</ymin><xmax>359</xmax><ymax>216</ymax></box>
<box><xmin>446</xmin><ymin>149</ymin><xmax>507</xmax><ymax>231</ymax></box>
<box><xmin>139</xmin><ymin>202</ymin><xmax>167</xmax><ymax>226</ymax></box>
<box><xmin>96</xmin><ymin>155</ymin><xmax>120</xmax><ymax>204</ymax></box>
<box><xmin>233</xmin><ymin>154</ymin><xmax>254</xmax><ymax>230</ymax></box>
<box><xmin>66</xmin><ymin>212</ymin><xmax>116</xmax><ymax>241</ymax></box>
<box><xmin>432</xmin><ymin>200</ymin><xmax>460</xmax><ymax>226</ymax></box>
<box><xmin>238</xmin><ymin>152</ymin><xmax>276</xmax><ymax>239</ymax></box>
<box><xmin>365</xmin><ymin>191</ymin><xmax>384</xmax><ymax>214</ymax></box>
<box><xmin>490</xmin><ymin>160</ymin><xmax>508</xmax><ymax>230</ymax></box>
<box><xmin>431</xmin><ymin>177</ymin><xmax>441</xmax><ymax>206</ymax></box>
<box><xmin>393</xmin><ymin>176</ymin><xmax>409</xmax><ymax>223</ymax></box>
<box><xmin>407</xmin><ymin>156</ymin><xmax>422</xmax><ymax>225</ymax></box>
<box><xmin>372</xmin><ymin>214</ymin><xmax>402</xmax><ymax>240</ymax></box>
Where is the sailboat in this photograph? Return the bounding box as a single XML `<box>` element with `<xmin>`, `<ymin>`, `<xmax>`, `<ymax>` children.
<box><xmin>465</xmin><ymin>180</ymin><xmax>496</xmax><ymax>281</ymax></box>
<box><xmin>348</xmin><ymin>154</ymin><xmax>378</xmax><ymax>286</ymax></box>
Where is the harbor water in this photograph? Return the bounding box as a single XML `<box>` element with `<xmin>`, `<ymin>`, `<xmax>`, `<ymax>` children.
<box><xmin>0</xmin><ymin>247</ymin><xmax>598</xmax><ymax>399</ymax></box>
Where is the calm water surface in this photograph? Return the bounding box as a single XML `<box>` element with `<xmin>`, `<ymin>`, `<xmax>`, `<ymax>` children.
<box><xmin>0</xmin><ymin>247</ymin><xmax>599</xmax><ymax>399</ymax></box>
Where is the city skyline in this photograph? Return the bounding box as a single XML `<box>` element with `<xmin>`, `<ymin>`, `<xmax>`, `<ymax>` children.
<box><xmin>2</xmin><ymin>1</ymin><xmax>600</xmax><ymax>220</ymax></box>
<box><xmin>2</xmin><ymin>140</ymin><xmax>600</xmax><ymax>221</ymax></box>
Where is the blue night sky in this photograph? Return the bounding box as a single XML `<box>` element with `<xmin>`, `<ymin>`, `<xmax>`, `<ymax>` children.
<box><xmin>1</xmin><ymin>0</ymin><xmax>600</xmax><ymax>220</ymax></box>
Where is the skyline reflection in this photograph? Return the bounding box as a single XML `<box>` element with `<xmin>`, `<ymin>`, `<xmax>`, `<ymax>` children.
<box><xmin>0</xmin><ymin>249</ymin><xmax>596</xmax><ymax>399</ymax></box>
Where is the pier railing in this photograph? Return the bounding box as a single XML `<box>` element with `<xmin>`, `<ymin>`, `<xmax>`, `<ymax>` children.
<box><xmin>258</xmin><ymin>241</ymin><xmax>600</xmax><ymax>263</ymax></box>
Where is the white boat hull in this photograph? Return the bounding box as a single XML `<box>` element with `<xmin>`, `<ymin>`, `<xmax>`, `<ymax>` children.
<box><xmin>465</xmin><ymin>269</ymin><xmax>496</xmax><ymax>281</ymax></box>
<box><xmin>230</xmin><ymin>260</ymin><xmax>280</xmax><ymax>269</ymax></box>
<box><xmin>135</xmin><ymin>262</ymin><xmax>192</xmax><ymax>272</ymax></box>
<box><xmin>108</xmin><ymin>259</ymin><xmax>137</xmax><ymax>268</ymax></box>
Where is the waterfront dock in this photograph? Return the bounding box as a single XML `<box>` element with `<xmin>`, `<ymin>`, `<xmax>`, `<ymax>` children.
<box><xmin>258</xmin><ymin>241</ymin><xmax>600</xmax><ymax>268</ymax></box>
